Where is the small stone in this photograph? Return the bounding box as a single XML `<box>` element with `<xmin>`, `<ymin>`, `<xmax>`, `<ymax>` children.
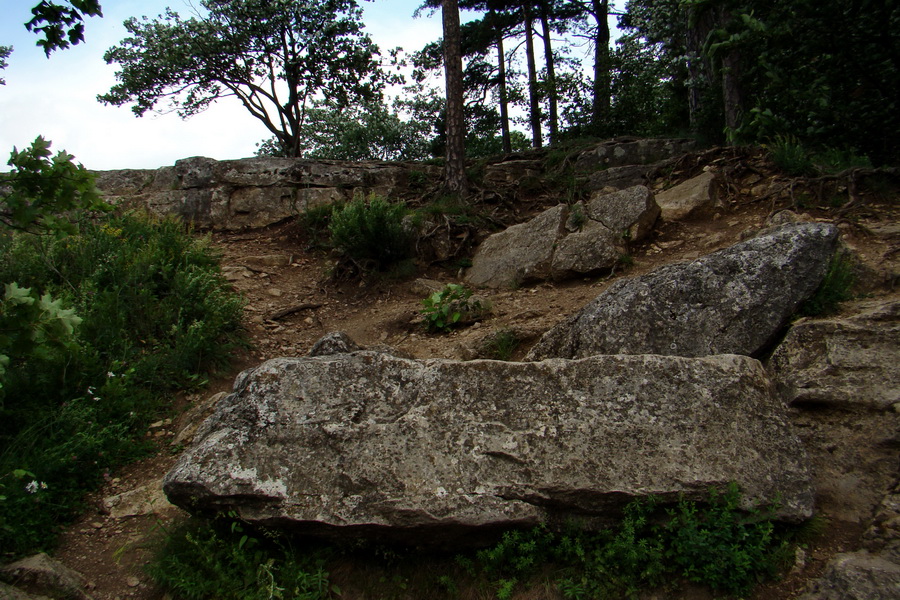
<box><xmin>91</xmin><ymin>522</ymin><xmax>103</xmax><ymax>529</ymax></box>
<box><xmin>126</xmin><ymin>576</ymin><xmax>140</xmax><ymax>588</ymax></box>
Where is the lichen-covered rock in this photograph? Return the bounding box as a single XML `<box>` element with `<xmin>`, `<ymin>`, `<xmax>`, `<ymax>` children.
<box><xmin>550</xmin><ymin>220</ymin><xmax>622</xmax><ymax>277</ymax></box>
<box><xmin>584</xmin><ymin>185</ymin><xmax>660</xmax><ymax>241</ymax></box>
<box><xmin>164</xmin><ymin>351</ymin><xmax>813</xmax><ymax>547</ymax></box>
<box><xmin>797</xmin><ymin>552</ymin><xmax>900</xmax><ymax>600</ymax></box>
<box><xmin>0</xmin><ymin>553</ymin><xmax>93</xmax><ymax>600</ymax></box>
<box><xmin>655</xmin><ymin>171</ymin><xmax>721</xmax><ymax>221</ymax></box>
<box><xmin>526</xmin><ymin>223</ymin><xmax>840</xmax><ymax>360</ymax></box>
<box><xmin>768</xmin><ymin>299</ymin><xmax>900</xmax><ymax>409</ymax></box>
<box><xmin>575</xmin><ymin>137</ymin><xmax>695</xmax><ymax>172</ymax></box>
<box><xmin>466</xmin><ymin>204</ymin><xmax>568</xmax><ymax>288</ymax></box>
<box><xmin>468</xmin><ymin>188</ymin><xmax>660</xmax><ymax>287</ymax></box>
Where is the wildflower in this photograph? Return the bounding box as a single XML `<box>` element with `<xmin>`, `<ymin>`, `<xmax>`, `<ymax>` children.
<box><xmin>25</xmin><ymin>481</ymin><xmax>47</xmax><ymax>494</ymax></box>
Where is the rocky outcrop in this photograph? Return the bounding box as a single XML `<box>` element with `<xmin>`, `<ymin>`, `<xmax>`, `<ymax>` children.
<box><xmin>526</xmin><ymin>222</ymin><xmax>840</xmax><ymax>361</ymax></box>
<box><xmin>94</xmin><ymin>157</ymin><xmax>439</xmax><ymax>230</ymax></box>
<box><xmin>768</xmin><ymin>299</ymin><xmax>900</xmax><ymax>409</ymax></box>
<box><xmin>466</xmin><ymin>186</ymin><xmax>659</xmax><ymax>288</ymax></box>
<box><xmin>575</xmin><ymin>137</ymin><xmax>695</xmax><ymax>173</ymax></box>
<box><xmin>163</xmin><ymin>349</ymin><xmax>813</xmax><ymax>547</ymax></box>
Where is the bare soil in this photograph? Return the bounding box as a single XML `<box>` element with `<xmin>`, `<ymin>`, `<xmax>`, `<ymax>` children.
<box><xmin>49</xmin><ymin>162</ymin><xmax>900</xmax><ymax>600</ymax></box>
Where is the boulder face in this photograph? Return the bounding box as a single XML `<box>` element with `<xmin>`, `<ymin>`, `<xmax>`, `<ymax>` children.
<box><xmin>526</xmin><ymin>223</ymin><xmax>841</xmax><ymax>361</ymax></box>
<box><xmin>466</xmin><ymin>186</ymin><xmax>660</xmax><ymax>288</ymax></box>
<box><xmin>164</xmin><ymin>350</ymin><xmax>813</xmax><ymax>547</ymax></box>
<box><xmin>768</xmin><ymin>299</ymin><xmax>900</xmax><ymax>409</ymax></box>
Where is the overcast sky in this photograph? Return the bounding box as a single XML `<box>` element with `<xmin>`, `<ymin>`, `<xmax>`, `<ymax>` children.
<box><xmin>0</xmin><ymin>0</ymin><xmax>447</xmax><ymax>170</ymax></box>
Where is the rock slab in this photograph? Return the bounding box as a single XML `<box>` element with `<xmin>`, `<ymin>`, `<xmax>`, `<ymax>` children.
<box><xmin>527</xmin><ymin>223</ymin><xmax>840</xmax><ymax>360</ymax></box>
<box><xmin>768</xmin><ymin>299</ymin><xmax>900</xmax><ymax>409</ymax></box>
<box><xmin>164</xmin><ymin>351</ymin><xmax>813</xmax><ymax>546</ymax></box>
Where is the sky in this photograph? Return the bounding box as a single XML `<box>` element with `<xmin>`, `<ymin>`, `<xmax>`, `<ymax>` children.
<box><xmin>0</xmin><ymin>0</ymin><xmax>448</xmax><ymax>170</ymax></box>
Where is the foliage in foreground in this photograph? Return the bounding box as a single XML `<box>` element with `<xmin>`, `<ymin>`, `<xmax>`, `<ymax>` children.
<box><xmin>149</xmin><ymin>485</ymin><xmax>804</xmax><ymax>600</ymax></box>
<box><xmin>799</xmin><ymin>252</ymin><xmax>856</xmax><ymax>318</ymax></box>
<box><xmin>0</xmin><ymin>213</ymin><xmax>246</xmax><ymax>558</ymax></box>
<box><xmin>148</xmin><ymin>517</ymin><xmax>334</xmax><ymax>600</ymax></box>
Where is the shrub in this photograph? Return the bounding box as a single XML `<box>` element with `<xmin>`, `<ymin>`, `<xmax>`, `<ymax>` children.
<box><xmin>767</xmin><ymin>134</ymin><xmax>814</xmax><ymax>176</ymax></box>
<box><xmin>420</xmin><ymin>284</ymin><xmax>487</xmax><ymax>333</ymax></box>
<box><xmin>328</xmin><ymin>195</ymin><xmax>414</xmax><ymax>272</ymax></box>
<box><xmin>469</xmin><ymin>484</ymin><xmax>797</xmax><ymax>599</ymax></box>
<box><xmin>0</xmin><ymin>213</ymin><xmax>246</xmax><ymax>558</ymax></box>
<box><xmin>147</xmin><ymin>516</ymin><xmax>333</xmax><ymax>600</ymax></box>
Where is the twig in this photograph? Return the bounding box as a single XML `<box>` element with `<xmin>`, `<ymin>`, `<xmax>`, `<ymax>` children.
<box><xmin>266</xmin><ymin>302</ymin><xmax>322</xmax><ymax>321</ymax></box>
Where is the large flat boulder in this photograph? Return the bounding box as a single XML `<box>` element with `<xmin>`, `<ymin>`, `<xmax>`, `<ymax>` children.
<box><xmin>768</xmin><ymin>299</ymin><xmax>900</xmax><ymax>409</ymax></box>
<box><xmin>164</xmin><ymin>351</ymin><xmax>813</xmax><ymax>546</ymax></box>
<box><xmin>526</xmin><ymin>223</ymin><xmax>840</xmax><ymax>360</ymax></box>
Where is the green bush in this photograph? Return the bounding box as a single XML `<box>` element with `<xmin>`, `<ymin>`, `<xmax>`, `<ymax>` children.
<box><xmin>799</xmin><ymin>252</ymin><xmax>856</xmax><ymax>317</ymax></box>
<box><xmin>471</xmin><ymin>484</ymin><xmax>796</xmax><ymax>599</ymax></box>
<box><xmin>0</xmin><ymin>213</ymin><xmax>246</xmax><ymax>558</ymax></box>
<box><xmin>147</xmin><ymin>516</ymin><xmax>333</xmax><ymax>600</ymax></box>
<box><xmin>328</xmin><ymin>195</ymin><xmax>413</xmax><ymax>272</ymax></box>
<box><xmin>767</xmin><ymin>134</ymin><xmax>814</xmax><ymax>176</ymax></box>
<box><xmin>420</xmin><ymin>284</ymin><xmax>486</xmax><ymax>333</ymax></box>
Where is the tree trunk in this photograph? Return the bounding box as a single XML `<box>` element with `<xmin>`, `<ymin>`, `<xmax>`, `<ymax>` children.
<box><xmin>721</xmin><ymin>49</ymin><xmax>744</xmax><ymax>138</ymax></box>
<box><xmin>497</xmin><ymin>32</ymin><xmax>512</xmax><ymax>154</ymax></box>
<box><xmin>442</xmin><ymin>0</ymin><xmax>467</xmax><ymax>194</ymax></box>
<box><xmin>538</xmin><ymin>0</ymin><xmax>558</xmax><ymax>145</ymax></box>
<box><xmin>523</xmin><ymin>2</ymin><xmax>543</xmax><ymax>148</ymax></box>
<box><xmin>590</xmin><ymin>0</ymin><xmax>610</xmax><ymax>134</ymax></box>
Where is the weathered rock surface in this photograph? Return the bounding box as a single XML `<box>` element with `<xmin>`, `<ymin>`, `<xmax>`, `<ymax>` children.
<box><xmin>768</xmin><ymin>299</ymin><xmax>900</xmax><ymax>409</ymax></box>
<box><xmin>94</xmin><ymin>157</ymin><xmax>436</xmax><ymax>230</ymax></box>
<box><xmin>466</xmin><ymin>186</ymin><xmax>660</xmax><ymax>288</ymax></box>
<box><xmin>526</xmin><ymin>222</ymin><xmax>840</xmax><ymax>360</ymax></box>
<box><xmin>0</xmin><ymin>553</ymin><xmax>92</xmax><ymax>600</ymax></box>
<box><xmin>797</xmin><ymin>552</ymin><xmax>900</xmax><ymax>600</ymax></box>
<box><xmin>164</xmin><ymin>350</ymin><xmax>813</xmax><ymax>546</ymax></box>
<box><xmin>466</xmin><ymin>204</ymin><xmax>567</xmax><ymax>288</ymax></box>
<box><xmin>575</xmin><ymin>137</ymin><xmax>695</xmax><ymax>172</ymax></box>
<box><xmin>655</xmin><ymin>170</ymin><xmax>722</xmax><ymax>221</ymax></box>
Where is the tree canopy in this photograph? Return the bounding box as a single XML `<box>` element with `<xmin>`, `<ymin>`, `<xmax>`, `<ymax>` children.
<box><xmin>99</xmin><ymin>0</ymin><xmax>394</xmax><ymax>158</ymax></box>
<box><xmin>25</xmin><ymin>0</ymin><xmax>103</xmax><ymax>55</ymax></box>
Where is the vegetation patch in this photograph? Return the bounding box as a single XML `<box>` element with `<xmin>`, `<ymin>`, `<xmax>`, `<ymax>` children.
<box><xmin>798</xmin><ymin>251</ymin><xmax>856</xmax><ymax>317</ymax></box>
<box><xmin>420</xmin><ymin>283</ymin><xmax>487</xmax><ymax>333</ymax></box>
<box><xmin>0</xmin><ymin>213</ymin><xmax>246</xmax><ymax>558</ymax></box>
<box><xmin>148</xmin><ymin>485</ymin><xmax>808</xmax><ymax>600</ymax></box>
<box><xmin>328</xmin><ymin>195</ymin><xmax>414</xmax><ymax>275</ymax></box>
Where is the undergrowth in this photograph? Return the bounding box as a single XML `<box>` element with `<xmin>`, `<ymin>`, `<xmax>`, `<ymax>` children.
<box><xmin>328</xmin><ymin>195</ymin><xmax>414</xmax><ymax>274</ymax></box>
<box><xmin>799</xmin><ymin>251</ymin><xmax>856</xmax><ymax>317</ymax></box>
<box><xmin>0</xmin><ymin>213</ymin><xmax>246</xmax><ymax>558</ymax></box>
<box><xmin>149</xmin><ymin>485</ymin><xmax>809</xmax><ymax>600</ymax></box>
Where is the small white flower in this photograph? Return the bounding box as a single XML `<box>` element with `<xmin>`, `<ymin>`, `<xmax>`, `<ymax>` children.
<box><xmin>40</xmin><ymin>482</ymin><xmax>48</xmax><ymax>490</ymax></box>
<box><xmin>25</xmin><ymin>481</ymin><xmax>38</xmax><ymax>494</ymax></box>
<box><xmin>107</xmin><ymin>372</ymin><xmax>116</xmax><ymax>378</ymax></box>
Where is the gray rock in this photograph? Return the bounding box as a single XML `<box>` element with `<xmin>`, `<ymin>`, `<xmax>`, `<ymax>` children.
<box><xmin>526</xmin><ymin>223</ymin><xmax>840</xmax><ymax>360</ymax></box>
<box><xmin>0</xmin><ymin>581</ymin><xmax>45</xmax><ymax>600</ymax></box>
<box><xmin>550</xmin><ymin>220</ymin><xmax>622</xmax><ymax>277</ymax></box>
<box><xmin>466</xmin><ymin>204</ymin><xmax>568</xmax><ymax>288</ymax></box>
<box><xmin>798</xmin><ymin>552</ymin><xmax>900</xmax><ymax>600</ymax></box>
<box><xmin>575</xmin><ymin>137</ymin><xmax>695</xmax><ymax>172</ymax></box>
<box><xmin>584</xmin><ymin>185</ymin><xmax>660</xmax><ymax>241</ymax></box>
<box><xmin>655</xmin><ymin>171</ymin><xmax>721</xmax><ymax>221</ymax></box>
<box><xmin>308</xmin><ymin>331</ymin><xmax>362</xmax><ymax>356</ymax></box>
<box><xmin>164</xmin><ymin>351</ymin><xmax>813</xmax><ymax>546</ymax></box>
<box><xmin>0</xmin><ymin>553</ymin><xmax>92</xmax><ymax>600</ymax></box>
<box><xmin>768</xmin><ymin>299</ymin><xmax>900</xmax><ymax>409</ymax></box>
